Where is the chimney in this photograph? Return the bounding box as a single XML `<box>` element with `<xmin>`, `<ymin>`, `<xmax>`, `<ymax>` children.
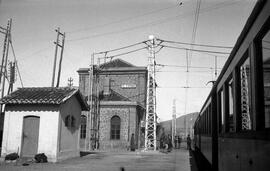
<box><xmin>103</xmin><ymin>77</ymin><xmax>111</xmax><ymax>96</ymax></box>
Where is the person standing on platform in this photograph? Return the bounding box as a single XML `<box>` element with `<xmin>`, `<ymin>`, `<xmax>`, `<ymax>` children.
<box><xmin>168</xmin><ymin>134</ymin><xmax>172</xmax><ymax>152</ymax></box>
<box><xmin>174</xmin><ymin>136</ymin><xmax>178</xmax><ymax>149</ymax></box>
<box><xmin>187</xmin><ymin>134</ymin><xmax>191</xmax><ymax>150</ymax></box>
<box><xmin>178</xmin><ymin>136</ymin><xmax>182</xmax><ymax>149</ymax></box>
<box><xmin>160</xmin><ymin>130</ymin><xmax>165</xmax><ymax>150</ymax></box>
<box><xmin>130</xmin><ymin>133</ymin><xmax>135</xmax><ymax>151</ymax></box>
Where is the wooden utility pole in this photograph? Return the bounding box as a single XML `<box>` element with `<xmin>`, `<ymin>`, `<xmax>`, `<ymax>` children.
<box><xmin>1</xmin><ymin>20</ymin><xmax>11</xmax><ymax>100</ymax></box>
<box><xmin>56</xmin><ymin>32</ymin><xmax>65</xmax><ymax>87</ymax></box>
<box><xmin>0</xmin><ymin>20</ymin><xmax>11</xmax><ymax>93</ymax></box>
<box><xmin>51</xmin><ymin>27</ymin><xmax>65</xmax><ymax>87</ymax></box>
<box><xmin>0</xmin><ymin>19</ymin><xmax>11</xmax><ymax>114</ymax></box>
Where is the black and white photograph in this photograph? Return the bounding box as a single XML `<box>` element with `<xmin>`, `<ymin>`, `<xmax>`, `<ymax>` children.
<box><xmin>0</xmin><ymin>0</ymin><xmax>269</xmax><ymax>170</ymax></box>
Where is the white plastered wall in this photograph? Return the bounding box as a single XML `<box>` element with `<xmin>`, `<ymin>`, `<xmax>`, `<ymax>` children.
<box><xmin>57</xmin><ymin>96</ymin><xmax>81</xmax><ymax>161</ymax></box>
<box><xmin>1</xmin><ymin>107</ymin><xmax>59</xmax><ymax>162</ymax></box>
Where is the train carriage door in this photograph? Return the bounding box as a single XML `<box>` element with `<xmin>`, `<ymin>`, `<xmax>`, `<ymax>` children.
<box><xmin>21</xmin><ymin>116</ymin><xmax>40</xmax><ymax>157</ymax></box>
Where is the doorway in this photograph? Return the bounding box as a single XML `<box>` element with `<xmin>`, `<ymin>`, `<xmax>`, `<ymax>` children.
<box><xmin>21</xmin><ymin>116</ymin><xmax>40</xmax><ymax>157</ymax></box>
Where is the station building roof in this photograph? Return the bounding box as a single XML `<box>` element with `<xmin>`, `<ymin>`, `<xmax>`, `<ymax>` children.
<box><xmin>0</xmin><ymin>87</ymin><xmax>89</xmax><ymax>110</ymax></box>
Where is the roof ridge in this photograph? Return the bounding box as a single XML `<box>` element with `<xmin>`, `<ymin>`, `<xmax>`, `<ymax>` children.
<box><xmin>110</xmin><ymin>89</ymin><xmax>131</xmax><ymax>101</ymax></box>
<box><xmin>0</xmin><ymin>87</ymin><xmax>81</xmax><ymax>105</ymax></box>
<box><xmin>99</xmin><ymin>58</ymin><xmax>136</xmax><ymax>68</ymax></box>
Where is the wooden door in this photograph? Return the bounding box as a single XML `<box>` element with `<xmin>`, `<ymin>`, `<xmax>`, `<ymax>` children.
<box><xmin>21</xmin><ymin>116</ymin><xmax>40</xmax><ymax>157</ymax></box>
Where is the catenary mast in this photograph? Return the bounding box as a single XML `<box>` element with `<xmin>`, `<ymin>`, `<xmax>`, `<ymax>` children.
<box><xmin>145</xmin><ymin>35</ymin><xmax>157</xmax><ymax>150</ymax></box>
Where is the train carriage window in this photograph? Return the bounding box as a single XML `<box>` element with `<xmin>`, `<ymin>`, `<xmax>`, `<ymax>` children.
<box><xmin>218</xmin><ymin>90</ymin><xmax>225</xmax><ymax>133</ymax></box>
<box><xmin>262</xmin><ymin>30</ymin><xmax>270</xmax><ymax>128</ymax></box>
<box><xmin>205</xmin><ymin>108</ymin><xmax>209</xmax><ymax>135</ymax></box>
<box><xmin>205</xmin><ymin>112</ymin><xmax>207</xmax><ymax>134</ymax></box>
<box><xmin>207</xmin><ymin>108</ymin><xmax>209</xmax><ymax>135</ymax></box>
<box><xmin>207</xmin><ymin>108</ymin><xmax>210</xmax><ymax>135</ymax></box>
<box><xmin>204</xmin><ymin>113</ymin><xmax>206</xmax><ymax>134</ymax></box>
<box><xmin>239</xmin><ymin>57</ymin><xmax>252</xmax><ymax>130</ymax></box>
<box><xmin>202</xmin><ymin>113</ymin><xmax>205</xmax><ymax>134</ymax></box>
<box><xmin>209</xmin><ymin>105</ymin><xmax>212</xmax><ymax>134</ymax></box>
<box><xmin>228</xmin><ymin>78</ymin><xmax>235</xmax><ymax>132</ymax></box>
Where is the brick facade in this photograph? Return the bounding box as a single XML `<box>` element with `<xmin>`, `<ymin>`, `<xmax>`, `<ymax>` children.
<box><xmin>99</xmin><ymin>104</ymin><xmax>138</xmax><ymax>151</ymax></box>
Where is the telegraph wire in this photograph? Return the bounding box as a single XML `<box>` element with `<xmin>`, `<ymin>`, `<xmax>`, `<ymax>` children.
<box><xmin>22</xmin><ymin>46</ymin><xmax>51</xmax><ymax>60</ymax></box>
<box><xmin>67</xmin><ymin>1</ymin><xmax>243</xmax><ymax>42</ymax></box>
<box><xmin>184</xmin><ymin>0</ymin><xmax>201</xmax><ymax>117</ymax></box>
<box><xmin>66</xmin><ymin>3</ymin><xmax>183</xmax><ymax>34</ymax></box>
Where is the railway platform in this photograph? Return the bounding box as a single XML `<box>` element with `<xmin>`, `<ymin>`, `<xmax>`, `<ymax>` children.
<box><xmin>0</xmin><ymin>148</ymin><xmax>194</xmax><ymax>171</ymax></box>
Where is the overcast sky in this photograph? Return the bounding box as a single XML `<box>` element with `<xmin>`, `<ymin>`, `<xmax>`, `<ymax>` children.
<box><xmin>0</xmin><ymin>0</ymin><xmax>256</xmax><ymax>121</ymax></box>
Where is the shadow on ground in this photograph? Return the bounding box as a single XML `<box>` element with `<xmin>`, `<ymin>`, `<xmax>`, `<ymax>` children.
<box><xmin>80</xmin><ymin>151</ymin><xmax>100</xmax><ymax>157</ymax></box>
<box><xmin>189</xmin><ymin>150</ymin><xmax>212</xmax><ymax>171</ymax></box>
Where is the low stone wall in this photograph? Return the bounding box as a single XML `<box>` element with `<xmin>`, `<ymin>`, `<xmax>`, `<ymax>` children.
<box><xmin>99</xmin><ymin>140</ymin><xmax>129</xmax><ymax>151</ymax></box>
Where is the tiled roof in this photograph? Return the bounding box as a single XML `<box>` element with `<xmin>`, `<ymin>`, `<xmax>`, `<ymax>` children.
<box><xmin>99</xmin><ymin>58</ymin><xmax>135</xmax><ymax>69</ymax></box>
<box><xmin>100</xmin><ymin>90</ymin><xmax>130</xmax><ymax>101</ymax></box>
<box><xmin>0</xmin><ymin>87</ymin><xmax>88</xmax><ymax>110</ymax></box>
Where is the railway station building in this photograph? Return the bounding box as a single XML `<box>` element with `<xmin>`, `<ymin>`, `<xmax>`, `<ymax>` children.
<box><xmin>77</xmin><ymin>59</ymin><xmax>147</xmax><ymax>151</ymax></box>
<box><xmin>0</xmin><ymin>87</ymin><xmax>88</xmax><ymax>162</ymax></box>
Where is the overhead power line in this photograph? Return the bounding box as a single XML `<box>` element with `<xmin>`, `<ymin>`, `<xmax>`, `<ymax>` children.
<box><xmin>158</xmin><ymin>38</ymin><xmax>233</xmax><ymax>49</ymax></box>
<box><xmin>156</xmin><ymin>63</ymin><xmax>222</xmax><ymax>69</ymax></box>
<box><xmin>93</xmin><ymin>38</ymin><xmax>230</xmax><ymax>61</ymax></box>
<box><xmin>156</xmin><ymin>70</ymin><xmax>219</xmax><ymax>74</ymax></box>
<box><xmin>161</xmin><ymin>45</ymin><xmax>230</xmax><ymax>55</ymax></box>
<box><xmin>156</xmin><ymin>86</ymin><xmax>211</xmax><ymax>89</ymax></box>
<box><xmin>102</xmin><ymin>47</ymin><xmax>147</xmax><ymax>60</ymax></box>
<box><xmin>94</xmin><ymin>40</ymin><xmax>147</xmax><ymax>55</ymax></box>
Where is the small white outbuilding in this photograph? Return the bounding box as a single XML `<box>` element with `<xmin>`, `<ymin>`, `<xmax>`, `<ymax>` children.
<box><xmin>0</xmin><ymin>87</ymin><xmax>88</xmax><ymax>162</ymax></box>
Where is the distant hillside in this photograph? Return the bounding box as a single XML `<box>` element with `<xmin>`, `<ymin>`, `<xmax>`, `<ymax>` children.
<box><xmin>159</xmin><ymin>112</ymin><xmax>199</xmax><ymax>137</ymax></box>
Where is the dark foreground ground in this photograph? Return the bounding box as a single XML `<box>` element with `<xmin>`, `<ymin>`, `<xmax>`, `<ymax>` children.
<box><xmin>0</xmin><ymin>148</ymin><xmax>195</xmax><ymax>171</ymax></box>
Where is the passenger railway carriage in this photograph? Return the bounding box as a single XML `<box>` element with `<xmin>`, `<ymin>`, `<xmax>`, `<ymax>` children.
<box><xmin>194</xmin><ymin>0</ymin><xmax>270</xmax><ymax>171</ymax></box>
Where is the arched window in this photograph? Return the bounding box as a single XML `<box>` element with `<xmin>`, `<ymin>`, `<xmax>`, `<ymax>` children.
<box><xmin>80</xmin><ymin>115</ymin><xmax>87</xmax><ymax>139</ymax></box>
<box><xmin>111</xmin><ymin>115</ymin><xmax>120</xmax><ymax>140</ymax></box>
<box><xmin>71</xmin><ymin>116</ymin><xmax>76</xmax><ymax>128</ymax></box>
<box><xmin>65</xmin><ymin>115</ymin><xmax>76</xmax><ymax>128</ymax></box>
<box><xmin>65</xmin><ymin>115</ymin><xmax>71</xmax><ymax>127</ymax></box>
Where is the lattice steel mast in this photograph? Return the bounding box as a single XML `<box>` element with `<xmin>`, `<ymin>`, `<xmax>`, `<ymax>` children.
<box><xmin>145</xmin><ymin>35</ymin><xmax>157</xmax><ymax>150</ymax></box>
<box><xmin>240</xmin><ymin>66</ymin><xmax>251</xmax><ymax>130</ymax></box>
